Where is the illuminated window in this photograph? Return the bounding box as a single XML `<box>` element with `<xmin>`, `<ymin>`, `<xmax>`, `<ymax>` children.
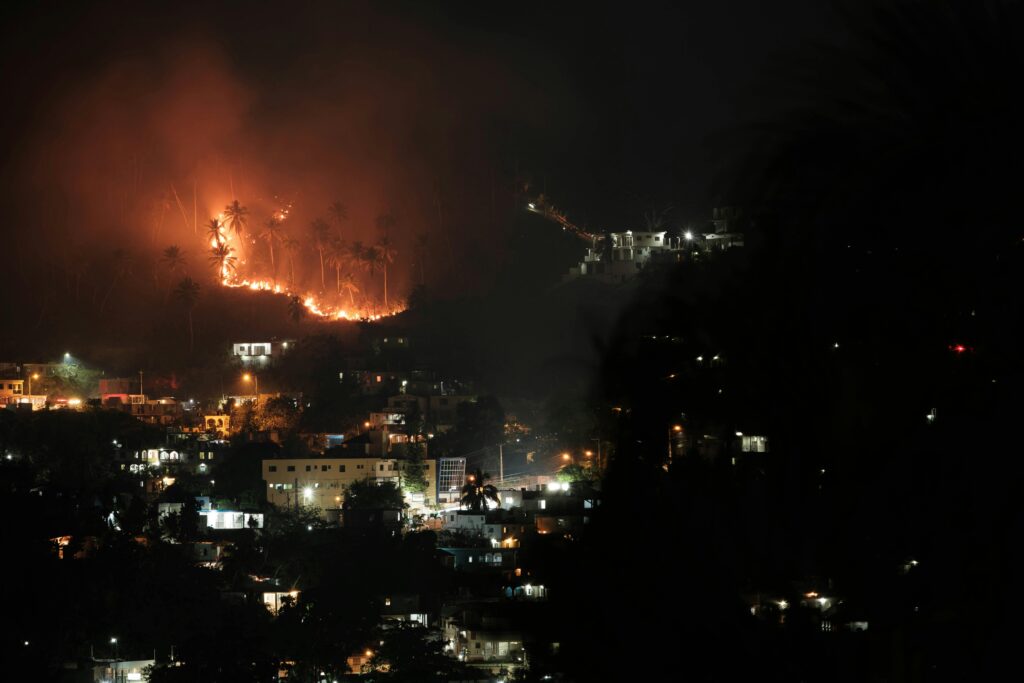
<box><xmin>539</xmin><ymin>500</ymin><xmax>546</xmax><ymax>510</ymax></box>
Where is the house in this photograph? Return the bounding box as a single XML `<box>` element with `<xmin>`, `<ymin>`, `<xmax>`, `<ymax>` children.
<box><xmin>380</xmin><ymin>594</ymin><xmax>430</xmax><ymax>627</ymax></box>
<box><xmin>231</xmin><ymin>339</ymin><xmax>294</xmax><ymax>364</ymax></box>
<box><xmin>438</xmin><ymin>547</ymin><xmax>518</xmax><ymax>572</ymax></box>
<box><xmin>442</xmin><ymin>510</ymin><xmax>533</xmax><ymax>544</ymax></box>
<box><xmin>443</xmin><ymin>603</ymin><xmax>528</xmax><ymax>676</ymax></box>
<box><xmin>0</xmin><ymin>378</ymin><xmax>26</xmax><ymax>407</ymax></box>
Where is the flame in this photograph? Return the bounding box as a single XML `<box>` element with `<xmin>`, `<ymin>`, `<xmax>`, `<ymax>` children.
<box><xmin>221</xmin><ymin>275</ymin><xmax>401</xmax><ymax>321</ymax></box>
<box><xmin>210</xmin><ymin>202</ymin><xmax>403</xmax><ymax>322</ymax></box>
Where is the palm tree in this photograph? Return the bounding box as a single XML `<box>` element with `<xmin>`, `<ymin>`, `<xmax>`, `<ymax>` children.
<box><xmin>223</xmin><ymin>200</ymin><xmax>249</xmax><ymax>257</ymax></box>
<box><xmin>282</xmin><ymin>236</ymin><xmax>300</xmax><ymax>286</ymax></box>
<box><xmin>309</xmin><ymin>218</ymin><xmax>331</xmax><ymax>290</ymax></box>
<box><xmin>460</xmin><ymin>469</ymin><xmax>499</xmax><ymax>512</ymax></box>
<box><xmin>161</xmin><ymin>245</ymin><xmax>187</xmax><ymax>274</ymax></box>
<box><xmin>173</xmin><ymin>277</ymin><xmax>201</xmax><ymax>353</ymax></box>
<box><xmin>261</xmin><ymin>218</ymin><xmax>284</xmax><ymax>276</ymax></box>
<box><xmin>206</xmin><ymin>219</ymin><xmax>226</xmax><ymax>256</ymax></box>
<box><xmin>209</xmin><ymin>243</ymin><xmax>237</xmax><ymax>279</ymax></box>
<box><xmin>376</xmin><ymin>236</ymin><xmax>397</xmax><ymax>309</ymax></box>
<box><xmin>325</xmin><ymin>236</ymin><xmax>350</xmax><ymax>294</ymax></box>
<box><xmin>328</xmin><ymin>201</ymin><xmax>348</xmax><ymax>230</ymax></box>
<box><xmin>339</xmin><ymin>271</ymin><xmax>360</xmax><ymax>307</ymax></box>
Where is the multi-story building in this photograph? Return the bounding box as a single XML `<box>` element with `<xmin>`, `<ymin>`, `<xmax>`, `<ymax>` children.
<box><xmin>437</xmin><ymin>457</ymin><xmax>467</xmax><ymax>505</ymax></box>
<box><xmin>0</xmin><ymin>378</ymin><xmax>24</xmax><ymax>407</ymax></box>
<box><xmin>262</xmin><ymin>456</ymin><xmax>437</xmax><ymax>516</ymax></box>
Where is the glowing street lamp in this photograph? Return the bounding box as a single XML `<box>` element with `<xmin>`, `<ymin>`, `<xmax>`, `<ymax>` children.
<box><xmin>242</xmin><ymin>372</ymin><xmax>258</xmax><ymax>407</ymax></box>
<box><xmin>684</xmin><ymin>230</ymin><xmax>694</xmax><ymax>241</ymax></box>
<box><xmin>561</xmin><ymin>452</ymin><xmax>573</xmax><ymax>465</ymax></box>
<box><xmin>28</xmin><ymin>372</ymin><xmax>39</xmax><ymax>395</ymax></box>
<box><xmin>668</xmin><ymin>425</ymin><xmax>683</xmax><ymax>463</ymax></box>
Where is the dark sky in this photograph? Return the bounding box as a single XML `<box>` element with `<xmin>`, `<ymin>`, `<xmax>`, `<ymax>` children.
<box><xmin>0</xmin><ymin>0</ymin><xmax>842</xmax><ymax>228</ymax></box>
<box><xmin>0</xmin><ymin>0</ymin><xmax>847</xmax><ymax>361</ymax></box>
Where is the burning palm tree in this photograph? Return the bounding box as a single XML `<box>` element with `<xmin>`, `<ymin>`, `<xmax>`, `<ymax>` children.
<box><xmin>206</xmin><ymin>218</ymin><xmax>225</xmax><ymax>247</ymax></box>
<box><xmin>223</xmin><ymin>200</ymin><xmax>249</xmax><ymax>256</ymax></box>
<box><xmin>209</xmin><ymin>243</ymin><xmax>237</xmax><ymax>279</ymax></box>
<box><xmin>173</xmin><ymin>276</ymin><xmax>201</xmax><ymax>353</ymax></box>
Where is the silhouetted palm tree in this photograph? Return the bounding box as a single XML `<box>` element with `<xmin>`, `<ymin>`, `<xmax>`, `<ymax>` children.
<box><xmin>339</xmin><ymin>271</ymin><xmax>360</xmax><ymax>307</ymax></box>
<box><xmin>209</xmin><ymin>243</ymin><xmax>237</xmax><ymax>279</ymax></box>
<box><xmin>309</xmin><ymin>218</ymin><xmax>331</xmax><ymax>290</ymax></box>
<box><xmin>460</xmin><ymin>469</ymin><xmax>498</xmax><ymax>512</ymax></box>
<box><xmin>223</xmin><ymin>200</ymin><xmax>249</xmax><ymax>257</ymax></box>
<box><xmin>173</xmin><ymin>277</ymin><xmax>201</xmax><ymax>353</ymax></box>
<box><xmin>326</xmin><ymin>236</ymin><xmax>350</xmax><ymax>294</ymax></box>
<box><xmin>328</xmin><ymin>200</ymin><xmax>348</xmax><ymax>230</ymax></box>
<box><xmin>282</xmin><ymin>236</ymin><xmax>300</xmax><ymax>286</ymax></box>
<box><xmin>376</xmin><ymin>236</ymin><xmax>397</xmax><ymax>309</ymax></box>
<box><xmin>162</xmin><ymin>245</ymin><xmax>187</xmax><ymax>273</ymax></box>
<box><xmin>206</xmin><ymin>218</ymin><xmax>225</xmax><ymax>246</ymax></box>
<box><xmin>261</xmin><ymin>218</ymin><xmax>284</xmax><ymax>277</ymax></box>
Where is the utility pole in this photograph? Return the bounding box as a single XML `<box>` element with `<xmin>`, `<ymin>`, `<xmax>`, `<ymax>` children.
<box><xmin>499</xmin><ymin>443</ymin><xmax>504</xmax><ymax>485</ymax></box>
<box><xmin>139</xmin><ymin>370</ymin><xmax>144</xmax><ymax>397</ymax></box>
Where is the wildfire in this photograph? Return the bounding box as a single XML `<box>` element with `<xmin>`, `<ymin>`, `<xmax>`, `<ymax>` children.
<box><xmin>209</xmin><ymin>202</ymin><xmax>403</xmax><ymax>322</ymax></box>
<box><xmin>220</xmin><ymin>275</ymin><xmax>400</xmax><ymax>321</ymax></box>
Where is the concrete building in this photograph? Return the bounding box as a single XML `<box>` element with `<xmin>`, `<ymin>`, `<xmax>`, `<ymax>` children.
<box><xmin>231</xmin><ymin>339</ymin><xmax>294</xmax><ymax>364</ymax></box>
<box><xmin>262</xmin><ymin>456</ymin><xmax>437</xmax><ymax>516</ymax></box>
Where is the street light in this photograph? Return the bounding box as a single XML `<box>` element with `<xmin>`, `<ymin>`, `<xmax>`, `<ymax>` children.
<box><xmin>242</xmin><ymin>372</ymin><xmax>258</xmax><ymax>407</ymax></box>
<box><xmin>110</xmin><ymin>637</ymin><xmax>119</xmax><ymax>683</ymax></box>
<box><xmin>668</xmin><ymin>425</ymin><xmax>683</xmax><ymax>463</ymax></box>
<box><xmin>561</xmin><ymin>452</ymin><xmax>573</xmax><ymax>465</ymax></box>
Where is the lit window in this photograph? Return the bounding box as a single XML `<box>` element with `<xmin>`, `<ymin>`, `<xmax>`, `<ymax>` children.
<box><xmin>539</xmin><ymin>500</ymin><xmax>546</xmax><ymax>510</ymax></box>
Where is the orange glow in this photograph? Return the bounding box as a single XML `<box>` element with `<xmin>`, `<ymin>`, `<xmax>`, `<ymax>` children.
<box><xmin>210</xmin><ymin>205</ymin><xmax>405</xmax><ymax>322</ymax></box>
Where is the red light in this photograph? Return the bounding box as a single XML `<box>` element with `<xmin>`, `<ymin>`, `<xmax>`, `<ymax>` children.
<box><xmin>951</xmin><ymin>344</ymin><xmax>967</xmax><ymax>354</ymax></box>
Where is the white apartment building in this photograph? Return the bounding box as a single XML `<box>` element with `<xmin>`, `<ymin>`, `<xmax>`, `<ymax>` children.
<box><xmin>262</xmin><ymin>457</ymin><xmax>436</xmax><ymax>517</ymax></box>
